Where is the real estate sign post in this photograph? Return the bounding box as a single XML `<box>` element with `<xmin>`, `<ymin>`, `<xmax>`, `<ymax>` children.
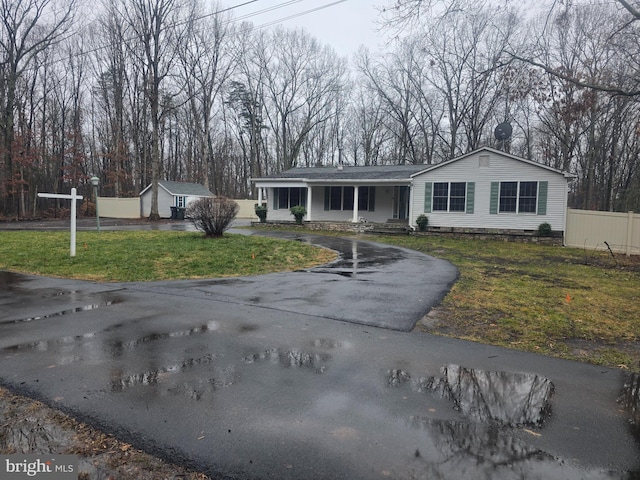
<box><xmin>37</xmin><ymin>188</ymin><xmax>84</xmax><ymax>257</ymax></box>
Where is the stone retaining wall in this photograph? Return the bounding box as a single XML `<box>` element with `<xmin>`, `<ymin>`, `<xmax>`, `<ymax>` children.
<box><xmin>251</xmin><ymin>221</ymin><xmax>564</xmax><ymax>245</ymax></box>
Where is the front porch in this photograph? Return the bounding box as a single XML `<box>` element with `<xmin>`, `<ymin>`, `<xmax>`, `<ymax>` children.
<box><xmin>256</xmin><ymin>184</ymin><xmax>412</xmax><ymax>225</ymax></box>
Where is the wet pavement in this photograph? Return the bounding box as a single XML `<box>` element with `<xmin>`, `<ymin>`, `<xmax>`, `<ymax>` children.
<box><xmin>0</xmin><ymin>222</ymin><xmax>639</xmax><ymax>479</ymax></box>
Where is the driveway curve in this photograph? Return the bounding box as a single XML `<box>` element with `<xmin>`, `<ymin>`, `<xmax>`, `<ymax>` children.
<box><xmin>123</xmin><ymin>230</ymin><xmax>459</xmax><ymax>332</ymax></box>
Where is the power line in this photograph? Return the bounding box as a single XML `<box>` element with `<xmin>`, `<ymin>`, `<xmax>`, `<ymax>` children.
<box><xmin>232</xmin><ymin>0</ymin><xmax>308</xmax><ymax>23</ymax></box>
<box><xmin>55</xmin><ymin>0</ymin><xmax>349</xmax><ymax>64</ymax></box>
<box><xmin>254</xmin><ymin>0</ymin><xmax>349</xmax><ymax>30</ymax></box>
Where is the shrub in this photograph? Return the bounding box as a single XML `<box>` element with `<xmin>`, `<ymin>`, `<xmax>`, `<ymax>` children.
<box><xmin>537</xmin><ymin>222</ymin><xmax>553</xmax><ymax>237</ymax></box>
<box><xmin>255</xmin><ymin>204</ymin><xmax>267</xmax><ymax>223</ymax></box>
<box><xmin>290</xmin><ymin>205</ymin><xmax>307</xmax><ymax>224</ymax></box>
<box><xmin>186</xmin><ymin>197</ymin><xmax>239</xmax><ymax>237</ymax></box>
<box><xmin>416</xmin><ymin>214</ymin><xmax>429</xmax><ymax>232</ymax></box>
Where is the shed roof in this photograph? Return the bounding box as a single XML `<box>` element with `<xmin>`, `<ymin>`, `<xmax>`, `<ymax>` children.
<box><xmin>140</xmin><ymin>181</ymin><xmax>213</xmax><ymax>197</ymax></box>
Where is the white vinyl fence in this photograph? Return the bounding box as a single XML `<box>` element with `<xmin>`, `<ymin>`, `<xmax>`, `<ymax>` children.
<box><xmin>565</xmin><ymin>209</ymin><xmax>640</xmax><ymax>256</ymax></box>
<box><xmin>97</xmin><ymin>197</ymin><xmax>260</xmax><ymax>220</ymax></box>
<box><xmin>97</xmin><ymin>197</ymin><xmax>140</xmax><ymax>219</ymax></box>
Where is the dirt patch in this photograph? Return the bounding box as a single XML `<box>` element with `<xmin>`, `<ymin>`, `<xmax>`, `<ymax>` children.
<box><xmin>0</xmin><ymin>387</ymin><xmax>212</xmax><ymax>480</ymax></box>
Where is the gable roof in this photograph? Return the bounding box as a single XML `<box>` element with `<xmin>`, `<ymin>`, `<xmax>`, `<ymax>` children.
<box><xmin>256</xmin><ymin>164</ymin><xmax>428</xmax><ymax>183</ymax></box>
<box><xmin>410</xmin><ymin>147</ymin><xmax>575</xmax><ymax>178</ymax></box>
<box><xmin>253</xmin><ymin>147</ymin><xmax>574</xmax><ymax>185</ymax></box>
<box><xmin>139</xmin><ymin>181</ymin><xmax>213</xmax><ymax>197</ymax></box>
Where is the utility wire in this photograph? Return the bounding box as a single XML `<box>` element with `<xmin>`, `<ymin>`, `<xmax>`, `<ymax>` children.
<box><xmin>53</xmin><ymin>0</ymin><xmax>348</xmax><ymax>64</ymax></box>
<box><xmin>254</xmin><ymin>0</ymin><xmax>349</xmax><ymax>29</ymax></box>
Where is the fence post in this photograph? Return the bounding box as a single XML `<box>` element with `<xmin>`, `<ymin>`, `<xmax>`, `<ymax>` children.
<box><xmin>626</xmin><ymin>211</ymin><xmax>634</xmax><ymax>256</ymax></box>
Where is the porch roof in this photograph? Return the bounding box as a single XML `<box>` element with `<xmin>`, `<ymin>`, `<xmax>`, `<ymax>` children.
<box><xmin>255</xmin><ymin>164</ymin><xmax>429</xmax><ymax>183</ymax></box>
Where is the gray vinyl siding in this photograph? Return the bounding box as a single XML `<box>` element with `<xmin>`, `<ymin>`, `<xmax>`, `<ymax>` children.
<box><xmin>411</xmin><ymin>152</ymin><xmax>569</xmax><ymax>231</ymax></box>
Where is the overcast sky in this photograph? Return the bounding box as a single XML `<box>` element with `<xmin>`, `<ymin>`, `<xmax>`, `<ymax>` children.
<box><xmin>228</xmin><ymin>0</ymin><xmax>388</xmax><ymax>57</ymax></box>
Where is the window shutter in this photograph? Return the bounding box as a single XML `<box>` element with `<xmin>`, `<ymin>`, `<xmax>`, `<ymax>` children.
<box><xmin>490</xmin><ymin>182</ymin><xmax>499</xmax><ymax>214</ymax></box>
<box><xmin>369</xmin><ymin>186</ymin><xmax>376</xmax><ymax>212</ymax></box>
<box><xmin>273</xmin><ymin>188</ymin><xmax>279</xmax><ymax>210</ymax></box>
<box><xmin>537</xmin><ymin>181</ymin><xmax>548</xmax><ymax>215</ymax></box>
<box><xmin>466</xmin><ymin>182</ymin><xmax>475</xmax><ymax>214</ymax></box>
<box><xmin>424</xmin><ymin>182</ymin><xmax>432</xmax><ymax>213</ymax></box>
<box><xmin>324</xmin><ymin>187</ymin><xmax>330</xmax><ymax>211</ymax></box>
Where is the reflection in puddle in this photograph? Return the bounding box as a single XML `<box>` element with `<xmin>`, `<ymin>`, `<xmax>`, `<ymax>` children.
<box><xmin>108</xmin><ymin>325</ymin><xmax>211</xmax><ymax>354</ymax></box>
<box><xmin>110</xmin><ymin>353</ymin><xmax>221</xmax><ymax>391</ymax></box>
<box><xmin>244</xmin><ymin>348</ymin><xmax>329</xmax><ymax>373</ymax></box>
<box><xmin>110</xmin><ymin>361</ymin><xmax>236</xmax><ymax>401</ymax></box>
<box><xmin>2</xmin><ymin>299</ymin><xmax>122</xmax><ymax>324</ymax></box>
<box><xmin>311</xmin><ymin>338</ymin><xmax>342</xmax><ymax>349</ymax></box>
<box><xmin>618</xmin><ymin>373</ymin><xmax>639</xmax><ymax>444</ymax></box>
<box><xmin>401</xmin><ymin>416</ymin><xmax>619</xmax><ymax>480</ymax></box>
<box><xmin>388</xmin><ymin>364</ymin><xmax>553</xmax><ymax>427</ymax></box>
<box><xmin>4</xmin><ymin>332</ymin><xmax>97</xmax><ymax>353</ymax></box>
<box><xmin>408</xmin><ymin>416</ymin><xmax>547</xmax><ymax>464</ymax></box>
<box><xmin>45</xmin><ymin>290</ymin><xmax>81</xmax><ymax>298</ymax></box>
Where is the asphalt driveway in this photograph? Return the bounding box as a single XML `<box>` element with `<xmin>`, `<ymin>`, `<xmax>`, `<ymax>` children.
<box><xmin>0</xmin><ymin>223</ymin><xmax>638</xmax><ymax>479</ymax></box>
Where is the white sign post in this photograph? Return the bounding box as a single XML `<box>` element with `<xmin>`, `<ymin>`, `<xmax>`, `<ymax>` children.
<box><xmin>37</xmin><ymin>188</ymin><xmax>84</xmax><ymax>257</ymax></box>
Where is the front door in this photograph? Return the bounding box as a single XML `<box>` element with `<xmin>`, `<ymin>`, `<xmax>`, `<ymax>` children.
<box><xmin>393</xmin><ymin>186</ymin><xmax>410</xmax><ymax>220</ymax></box>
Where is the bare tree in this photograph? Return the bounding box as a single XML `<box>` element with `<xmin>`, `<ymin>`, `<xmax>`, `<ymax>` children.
<box><xmin>0</xmin><ymin>0</ymin><xmax>78</xmax><ymax>214</ymax></box>
<box><xmin>256</xmin><ymin>27</ymin><xmax>349</xmax><ymax>170</ymax></box>
<box><xmin>345</xmin><ymin>77</ymin><xmax>389</xmax><ymax>166</ymax></box>
<box><xmin>178</xmin><ymin>1</ymin><xmax>235</xmax><ymax>194</ymax></box>
<box><xmin>118</xmin><ymin>0</ymin><xmax>190</xmax><ymax>220</ymax></box>
<box><xmin>90</xmin><ymin>1</ymin><xmax>134</xmax><ymax>197</ymax></box>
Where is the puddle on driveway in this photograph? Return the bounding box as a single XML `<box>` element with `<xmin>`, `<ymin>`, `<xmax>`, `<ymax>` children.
<box><xmin>618</xmin><ymin>373</ymin><xmax>639</xmax><ymax>444</ymax></box>
<box><xmin>2</xmin><ymin>298</ymin><xmax>122</xmax><ymax>325</ymax></box>
<box><xmin>243</xmin><ymin>348</ymin><xmax>330</xmax><ymax>373</ymax></box>
<box><xmin>311</xmin><ymin>338</ymin><xmax>343</xmax><ymax>349</ymax></box>
<box><xmin>407</xmin><ymin>416</ymin><xmax>548</xmax><ymax>463</ymax></box>
<box><xmin>110</xmin><ymin>353</ymin><xmax>222</xmax><ymax>392</ymax></box>
<box><xmin>107</xmin><ymin>324</ymin><xmax>212</xmax><ymax>356</ymax></box>
<box><xmin>396</xmin><ymin>416</ymin><xmax>613</xmax><ymax>480</ymax></box>
<box><xmin>387</xmin><ymin>364</ymin><xmax>553</xmax><ymax>427</ymax></box>
<box><xmin>0</xmin><ymin>271</ymin><xmax>25</xmax><ymax>290</ymax></box>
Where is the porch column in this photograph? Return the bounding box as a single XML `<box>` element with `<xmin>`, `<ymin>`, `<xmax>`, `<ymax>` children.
<box><xmin>306</xmin><ymin>186</ymin><xmax>313</xmax><ymax>221</ymax></box>
<box><xmin>257</xmin><ymin>187</ymin><xmax>263</xmax><ymax>205</ymax></box>
<box><xmin>352</xmin><ymin>185</ymin><xmax>359</xmax><ymax>223</ymax></box>
<box><xmin>407</xmin><ymin>184</ymin><xmax>414</xmax><ymax>227</ymax></box>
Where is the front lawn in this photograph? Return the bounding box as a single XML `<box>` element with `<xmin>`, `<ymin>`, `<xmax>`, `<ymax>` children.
<box><xmin>0</xmin><ymin>230</ymin><xmax>336</xmax><ymax>282</ymax></box>
<box><xmin>370</xmin><ymin>234</ymin><xmax>640</xmax><ymax>371</ymax></box>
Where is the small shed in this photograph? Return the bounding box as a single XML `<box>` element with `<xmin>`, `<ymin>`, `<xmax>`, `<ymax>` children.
<box><xmin>139</xmin><ymin>181</ymin><xmax>214</xmax><ymax>219</ymax></box>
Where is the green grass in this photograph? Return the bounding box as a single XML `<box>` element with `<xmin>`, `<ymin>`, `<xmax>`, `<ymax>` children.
<box><xmin>365</xmin><ymin>234</ymin><xmax>640</xmax><ymax>371</ymax></box>
<box><xmin>0</xmin><ymin>231</ymin><xmax>336</xmax><ymax>282</ymax></box>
